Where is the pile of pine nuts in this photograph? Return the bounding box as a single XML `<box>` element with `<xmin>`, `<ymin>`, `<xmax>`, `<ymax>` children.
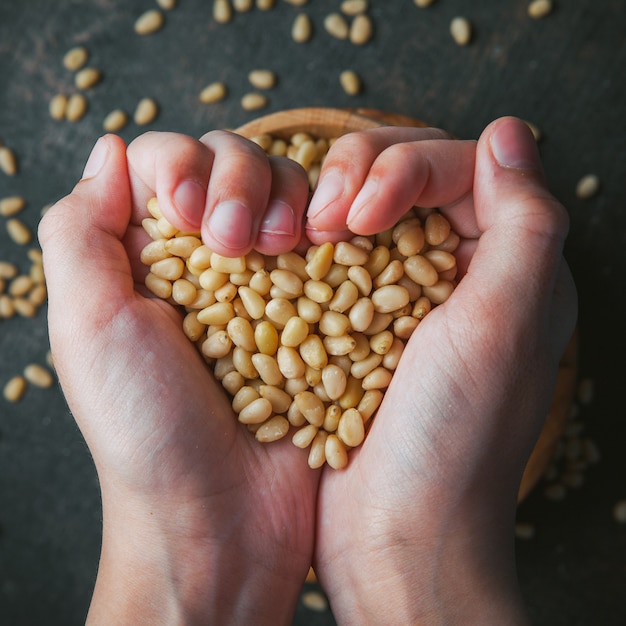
<box><xmin>140</xmin><ymin>130</ymin><xmax>459</xmax><ymax>469</ymax></box>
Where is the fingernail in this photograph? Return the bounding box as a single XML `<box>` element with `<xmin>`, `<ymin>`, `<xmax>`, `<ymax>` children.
<box><xmin>207</xmin><ymin>201</ymin><xmax>252</xmax><ymax>250</ymax></box>
<box><xmin>347</xmin><ymin>179</ymin><xmax>378</xmax><ymax>223</ymax></box>
<box><xmin>307</xmin><ymin>171</ymin><xmax>344</xmax><ymax>222</ymax></box>
<box><xmin>490</xmin><ymin>118</ymin><xmax>543</xmax><ymax>172</ymax></box>
<box><xmin>259</xmin><ymin>200</ymin><xmax>296</xmax><ymax>237</ymax></box>
<box><xmin>173</xmin><ymin>180</ymin><xmax>206</xmax><ymax>228</ymax></box>
<box><xmin>82</xmin><ymin>137</ymin><xmax>108</xmax><ymax>179</ymax></box>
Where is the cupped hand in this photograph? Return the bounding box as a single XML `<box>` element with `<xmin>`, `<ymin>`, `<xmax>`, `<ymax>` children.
<box><xmin>39</xmin><ymin>132</ymin><xmax>317</xmax><ymax>624</ymax></box>
<box><xmin>308</xmin><ymin>117</ymin><xmax>577</xmax><ymax>624</ymax></box>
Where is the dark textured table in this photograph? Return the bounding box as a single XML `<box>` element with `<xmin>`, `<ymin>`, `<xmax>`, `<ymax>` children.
<box><xmin>1</xmin><ymin>1</ymin><xmax>625</xmax><ymax>624</ymax></box>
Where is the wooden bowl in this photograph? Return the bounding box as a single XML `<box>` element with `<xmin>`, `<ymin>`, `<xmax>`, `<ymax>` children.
<box><xmin>236</xmin><ymin>106</ymin><xmax>578</xmax><ymax>502</ymax></box>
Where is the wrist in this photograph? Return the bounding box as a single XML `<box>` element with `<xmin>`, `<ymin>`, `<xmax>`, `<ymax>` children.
<box><xmin>88</xmin><ymin>485</ymin><xmax>302</xmax><ymax>625</ymax></box>
<box><xmin>319</xmin><ymin>493</ymin><xmax>529</xmax><ymax>625</ymax></box>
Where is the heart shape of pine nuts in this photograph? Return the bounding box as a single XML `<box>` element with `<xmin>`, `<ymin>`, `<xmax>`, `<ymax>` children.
<box><xmin>141</xmin><ymin>195</ymin><xmax>458</xmax><ymax>469</ymax></box>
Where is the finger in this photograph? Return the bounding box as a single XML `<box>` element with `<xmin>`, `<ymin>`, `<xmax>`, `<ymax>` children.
<box><xmin>253</xmin><ymin>156</ymin><xmax>310</xmax><ymax>256</ymax></box>
<box><xmin>344</xmin><ymin>139</ymin><xmax>477</xmax><ymax>235</ymax></box>
<box><xmin>199</xmin><ymin>130</ymin><xmax>273</xmax><ymax>256</ymax></box>
<box><xmin>126</xmin><ymin>131</ymin><xmax>215</xmax><ymax>230</ymax></box>
<box><xmin>38</xmin><ymin>134</ymin><xmax>134</xmax><ymax>352</ymax></box>
<box><xmin>306</xmin><ymin>126</ymin><xmax>451</xmax><ymax>233</ymax></box>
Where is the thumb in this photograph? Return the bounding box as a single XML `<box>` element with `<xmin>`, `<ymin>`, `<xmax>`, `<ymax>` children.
<box><xmin>39</xmin><ymin>134</ymin><xmax>133</xmax><ymax>345</ymax></box>
<box><xmin>458</xmin><ymin>117</ymin><xmax>577</xmax><ymax>362</ymax></box>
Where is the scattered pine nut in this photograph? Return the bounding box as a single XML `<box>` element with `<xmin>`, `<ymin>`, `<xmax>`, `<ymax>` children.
<box><xmin>256</xmin><ymin>0</ymin><xmax>275</xmax><ymax>9</ymax></box>
<box><xmin>0</xmin><ymin>146</ymin><xmax>17</xmax><ymax>176</ymax></box>
<box><xmin>156</xmin><ymin>0</ymin><xmax>177</xmax><ymax>9</ymax></box>
<box><xmin>301</xmin><ymin>590</ymin><xmax>329</xmax><ymax>612</ymax></box>
<box><xmin>292</xmin><ymin>13</ymin><xmax>313</xmax><ymax>43</ymax></box>
<box><xmin>24</xmin><ymin>364</ymin><xmax>54</xmax><ymax>388</ymax></box>
<box><xmin>134</xmin><ymin>98</ymin><xmax>159</xmax><ymax>125</ymax></box>
<box><xmin>0</xmin><ymin>196</ymin><xmax>25</xmax><ymax>217</ymax></box>
<box><xmin>3</xmin><ymin>376</ymin><xmax>26</xmax><ymax>402</ymax></box>
<box><xmin>324</xmin><ymin>13</ymin><xmax>350</xmax><ymax>39</ymax></box>
<box><xmin>0</xmin><ymin>295</ymin><xmax>15</xmax><ymax>318</ymax></box>
<box><xmin>528</xmin><ymin>0</ymin><xmax>553</xmax><ymax>19</ymax></box>
<box><xmin>339</xmin><ymin>69</ymin><xmax>361</xmax><ymax>95</ymax></box>
<box><xmin>233</xmin><ymin>0</ymin><xmax>253</xmax><ymax>10</ymax></box>
<box><xmin>199</xmin><ymin>81</ymin><xmax>228</xmax><ymax>103</ymax></box>
<box><xmin>134</xmin><ymin>9</ymin><xmax>165</xmax><ymax>35</ymax></box>
<box><xmin>49</xmin><ymin>93</ymin><xmax>68</xmax><ymax>120</ymax></box>
<box><xmin>103</xmin><ymin>109</ymin><xmax>129</xmax><ymax>132</ymax></box>
<box><xmin>241</xmin><ymin>92</ymin><xmax>269</xmax><ymax>111</ymax></box>
<box><xmin>65</xmin><ymin>93</ymin><xmax>88</xmax><ymax>122</ymax></box>
<box><xmin>450</xmin><ymin>17</ymin><xmax>472</xmax><ymax>46</ymax></box>
<box><xmin>414</xmin><ymin>0</ymin><xmax>436</xmax><ymax>6</ymax></box>
<box><xmin>74</xmin><ymin>67</ymin><xmax>102</xmax><ymax>90</ymax></box>
<box><xmin>349</xmin><ymin>14</ymin><xmax>373</xmax><ymax>45</ymax></box>
<box><xmin>248</xmin><ymin>69</ymin><xmax>277</xmax><ymax>90</ymax></box>
<box><xmin>213</xmin><ymin>0</ymin><xmax>233</xmax><ymax>24</ymax></box>
<box><xmin>284</xmin><ymin>0</ymin><xmax>308</xmax><ymax>5</ymax></box>
<box><xmin>0</xmin><ymin>262</ymin><xmax>18</xmax><ymax>279</ymax></box>
<box><xmin>62</xmin><ymin>46</ymin><xmax>89</xmax><ymax>72</ymax></box>
<box><xmin>6</xmin><ymin>219</ymin><xmax>32</xmax><ymax>245</ymax></box>
<box><xmin>575</xmin><ymin>174</ymin><xmax>600</xmax><ymax>200</ymax></box>
<box><xmin>341</xmin><ymin>0</ymin><xmax>368</xmax><ymax>15</ymax></box>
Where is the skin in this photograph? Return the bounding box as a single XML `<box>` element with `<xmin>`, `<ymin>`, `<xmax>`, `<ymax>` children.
<box><xmin>39</xmin><ymin>117</ymin><xmax>576</xmax><ymax>624</ymax></box>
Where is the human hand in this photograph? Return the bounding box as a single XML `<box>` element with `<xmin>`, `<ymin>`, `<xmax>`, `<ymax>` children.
<box><xmin>39</xmin><ymin>131</ymin><xmax>318</xmax><ymax>625</ymax></box>
<box><xmin>308</xmin><ymin>117</ymin><xmax>577</xmax><ymax>624</ymax></box>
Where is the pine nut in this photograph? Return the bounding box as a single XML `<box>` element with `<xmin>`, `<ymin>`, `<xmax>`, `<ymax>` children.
<box><xmin>575</xmin><ymin>174</ymin><xmax>600</xmax><ymax>199</ymax></box>
<box><xmin>404</xmin><ymin>255</ymin><xmax>438</xmax><ymax>286</ymax></box>
<box><xmin>232</xmin><ymin>385</ymin><xmax>260</xmax><ymax>413</ymax></box>
<box><xmin>233</xmin><ymin>0</ymin><xmax>253</xmax><ymax>11</ymax></box>
<box><xmin>299</xmin><ymin>335</ymin><xmax>328</xmax><ymax>369</ymax></box>
<box><xmin>63</xmin><ymin>46</ymin><xmax>89</xmax><ymax>71</ymax></box>
<box><xmin>424</xmin><ymin>213</ymin><xmax>451</xmax><ymax>246</ymax></box>
<box><xmin>328</xmin><ymin>280</ymin><xmax>358</xmax><ymax>312</ymax></box>
<box><xmin>277</xmin><ymin>346</ymin><xmax>306</xmax><ymax>379</ymax></box>
<box><xmin>323</xmin><ymin>335</ymin><xmax>356</xmax><ymax>356</ymax></box>
<box><xmin>324</xmin><ymin>13</ymin><xmax>349</xmax><ymax>39</ymax></box>
<box><xmin>24</xmin><ymin>364</ymin><xmax>54</xmax><ymax>388</ymax></box>
<box><xmin>292</xmin><ymin>13</ymin><xmax>313</xmax><ymax>43</ymax></box>
<box><xmin>304</xmin><ymin>279</ymin><xmax>334</xmax><ymax>303</ymax></box>
<box><xmin>349</xmin><ymin>14</ymin><xmax>373</xmax><ymax>45</ymax></box>
<box><xmin>528</xmin><ymin>0</ymin><xmax>553</xmax><ymax>19</ymax></box>
<box><xmin>241</xmin><ymin>93</ymin><xmax>269</xmax><ymax>111</ymax></box>
<box><xmin>339</xmin><ymin>70</ymin><xmax>362</xmax><ymax>95</ymax></box>
<box><xmin>255</xmin><ymin>320</ymin><xmax>279</xmax><ymax>355</ymax></box>
<box><xmin>65</xmin><ymin>93</ymin><xmax>88</xmax><ymax>122</ymax></box>
<box><xmin>337</xmin><ymin>408</ymin><xmax>365</xmax><ymax>447</ymax></box>
<box><xmin>308</xmin><ymin>430</ymin><xmax>328</xmax><ymax>468</ymax></box>
<box><xmin>450</xmin><ymin>16</ymin><xmax>472</xmax><ymax>46</ymax></box>
<box><xmin>255</xmin><ymin>415</ymin><xmax>289</xmax><ymax>442</ymax></box>
<box><xmin>414</xmin><ymin>0</ymin><xmax>435</xmax><ymax>6</ymax></box>
<box><xmin>0</xmin><ymin>147</ymin><xmax>17</xmax><ymax>176</ymax></box>
<box><xmin>6</xmin><ymin>219</ymin><xmax>32</xmax><ymax>245</ymax></box>
<box><xmin>260</xmin><ymin>385</ymin><xmax>292</xmax><ymax>414</ymax></box>
<box><xmin>0</xmin><ymin>196</ymin><xmax>25</xmax><ymax>217</ymax></box>
<box><xmin>238</xmin><ymin>397</ymin><xmax>273</xmax><ymax>424</ymax></box>
<box><xmin>295</xmin><ymin>391</ymin><xmax>325</xmax><ymax>427</ymax></box>
<box><xmin>49</xmin><ymin>94</ymin><xmax>68</xmax><ymax>120</ymax></box>
<box><xmin>256</xmin><ymin>0</ymin><xmax>276</xmax><ymax>10</ymax></box>
<box><xmin>325</xmin><ymin>434</ymin><xmax>348</xmax><ymax>469</ymax></box>
<box><xmin>248</xmin><ymin>69</ymin><xmax>277</xmax><ymax>90</ymax></box>
<box><xmin>297</xmin><ymin>296</ymin><xmax>322</xmax><ymax>324</ymax></box>
<box><xmin>199</xmin><ymin>82</ymin><xmax>228</xmax><ymax>104</ymax></box>
<box><xmin>357</xmin><ymin>389</ymin><xmax>383</xmax><ymax>422</ymax></box>
<box><xmin>321</xmin><ymin>364</ymin><xmax>347</xmax><ymax>400</ymax></box>
<box><xmin>202</xmin><ymin>330</ymin><xmax>233</xmax><ymax>359</ymax></box>
<box><xmin>362</xmin><ymin>366</ymin><xmax>392</xmax><ymax>390</ymax></box>
<box><xmin>134</xmin><ymin>98</ymin><xmax>159</xmax><ymax>125</ymax></box>
<box><xmin>103</xmin><ymin>109</ymin><xmax>128</xmax><ymax>132</ymax></box>
<box><xmin>371</xmin><ymin>285</ymin><xmax>410</xmax><ymax>314</ymax></box>
<box><xmin>4</xmin><ymin>376</ymin><xmax>27</xmax><ymax>402</ymax></box>
<box><xmin>251</xmin><ymin>353</ymin><xmax>283</xmax><ymax>386</ymax></box>
<box><xmin>341</xmin><ymin>0</ymin><xmax>368</xmax><ymax>15</ymax></box>
<box><xmin>135</xmin><ymin>8</ymin><xmax>165</xmax><ymax>34</ymax></box>
<box><xmin>422</xmin><ymin>280</ymin><xmax>454</xmax><ymax>304</ymax></box>
<box><xmin>75</xmin><ymin>67</ymin><xmax>102</xmax><ymax>90</ymax></box>
<box><xmin>293</xmin><ymin>424</ymin><xmax>319</xmax><ymax>449</ymax></box>
<box><xmin>319</xmin><ymin>310</ymin><xmax>351</xmax><ymax>337</ymax></box>
<box><xmin>281</xmin><ymin>316</ymin><xmax>310</xmax><ymax>347</ymax></box>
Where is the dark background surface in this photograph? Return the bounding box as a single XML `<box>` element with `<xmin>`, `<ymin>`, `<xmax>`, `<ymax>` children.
<box><xmin>1</xmin><ymin>0</ymin><xmax>625</xmax><ymax>624</ymax></box>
